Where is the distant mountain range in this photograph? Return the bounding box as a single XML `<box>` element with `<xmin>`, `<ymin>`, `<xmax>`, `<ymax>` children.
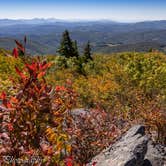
<box><xmin>0</xmin><ymin>19</ymin><xmax>166</xmax><ymax>54</ymax></box>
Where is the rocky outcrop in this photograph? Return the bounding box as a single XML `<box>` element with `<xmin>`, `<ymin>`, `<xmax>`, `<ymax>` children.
<box><xmin>144</xmin><ymin>141</ymin><xmax>166</xmax><ymax>166</ymax></box>
<box><xmin>88</xmin><ymin>125</ymin><xmax>166</xmax><ymax>166</ymax></box>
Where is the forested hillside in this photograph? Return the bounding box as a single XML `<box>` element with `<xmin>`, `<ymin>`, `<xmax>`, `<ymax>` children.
<box><xmin>0</xmin><ymin>19</ymin><xmax>166</xmax><ymax>54</ymax></box>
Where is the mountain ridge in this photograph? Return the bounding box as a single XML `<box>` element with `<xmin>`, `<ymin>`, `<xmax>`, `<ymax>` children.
<box><xmin>0</xmin><ymin>19</ymin><xmax>166</xmax><ymax>54</ymax></box>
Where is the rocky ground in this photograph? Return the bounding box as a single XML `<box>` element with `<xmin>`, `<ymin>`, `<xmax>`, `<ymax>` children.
<box><xmin>88</xmin><ymin>125</ymin><xmax>166</xmax><ymax>166</ymax></box>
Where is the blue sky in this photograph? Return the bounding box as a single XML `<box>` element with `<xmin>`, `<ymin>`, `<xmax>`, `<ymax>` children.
<box><xmin>0</xmin><ymin>0</ymin><xmax>166</xmax><ymax>22</ymax></box>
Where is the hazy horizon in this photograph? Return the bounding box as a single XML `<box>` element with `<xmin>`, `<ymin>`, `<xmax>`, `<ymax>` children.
<box><xmin>1</xmin><ymin>17</ymin><xmax>166</xmax><ymax>24</ymax></box>
<box><xmin>0</xmin><ymin>0</ymin><xmax>166</xmax><ymax>22</ymax></box>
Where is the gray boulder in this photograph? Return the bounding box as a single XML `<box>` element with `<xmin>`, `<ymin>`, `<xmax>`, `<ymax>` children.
<box><xmin>88</xmin><ymin>125</ymin><xmax>166</xmax><ymax>166</ymax></box>
<box><xmin>143</xmin><ymin>141</ymin><xmax>166</xmax><ymax>166</ymax></box>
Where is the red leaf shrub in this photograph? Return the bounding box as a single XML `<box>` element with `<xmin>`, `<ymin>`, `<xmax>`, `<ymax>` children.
<box><xmin>0</xmin><ymin>39</ymin><xmax>77</xmax><ymax>165</ymax></box>
<box><xmin>12</xmin><ymin>48</ymin><xmax>19</xmax><ymax>58</ymax></box>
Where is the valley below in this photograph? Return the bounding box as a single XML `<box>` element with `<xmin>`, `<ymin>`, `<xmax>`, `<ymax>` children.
<box><xmin>0</xmin><ymin>19</ymin><xmax>166</xmax><ymax>54</ymax></box>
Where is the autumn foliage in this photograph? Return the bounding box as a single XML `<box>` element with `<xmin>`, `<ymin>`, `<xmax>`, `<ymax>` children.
<box><xmin>0</xmin><ymin>38</ymin><xmax>166</xmax><ymax>165</ymax></box>
<box><xmin>68</xmin><ymin>108</ymin><xmax>119</xmax><ymax>164</ymax></box>
<box><xmin>0</xmin><ymin>39</ymin><xmax>77</xmax><ymax>165</ymax></box>
<box><xmin>0</xmin><ymin>38</ymin><xmax>120</xmax><ymax>165</ymax></box>
<box><xmin>47</xmin><ymin>52</ymin><xmax>166</xmax><ymax>145</ymax></box>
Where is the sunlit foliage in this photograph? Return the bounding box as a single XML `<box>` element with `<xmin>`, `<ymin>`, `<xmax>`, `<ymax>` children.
<box><xmin>0</xmin><ymin>39</ymin><xmax>166</xmax><ymax>165</ymax></box>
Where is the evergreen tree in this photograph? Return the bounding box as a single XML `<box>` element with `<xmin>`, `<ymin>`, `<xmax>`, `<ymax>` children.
<box><xmin>57</xmin><ymin>30</ymin><xmax>76</xmax><ymax>58</ymax></box>
<box><xmin>83</xmin><ymin>41</ymin><xmax>93</xmax><ymax>62</ymax></box>
<box><xmin>73</xmin><ymin>40</ymin><xmax>79</xmax><ymax>58</ymax></box>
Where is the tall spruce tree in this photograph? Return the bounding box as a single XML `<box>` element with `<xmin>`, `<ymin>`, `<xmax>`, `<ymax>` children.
<box><xmin>83</xmin><ymin>41</ymin><xmax>93</xmax><ymax>62</ymax></box>
<box><xmin>57</xmin><ymin>30</ymin><xmax>76</xmax><ymax>58</ymax></box>
<box><xmin>73</xmin><ymin>40</ymin><xmax>79</xmax><ymax>58</ymax></box>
